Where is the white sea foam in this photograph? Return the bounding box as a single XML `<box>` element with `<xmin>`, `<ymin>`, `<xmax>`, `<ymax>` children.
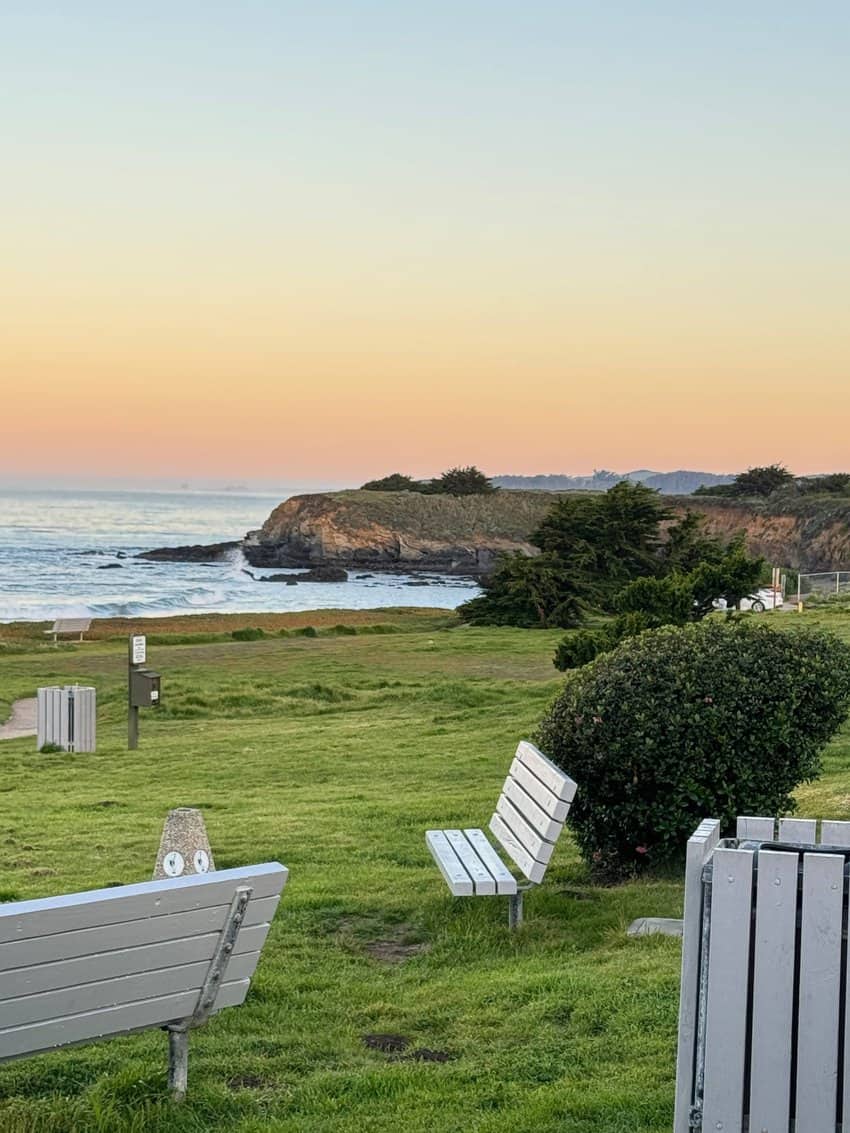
<box><xmin>0</xmin><ymin>488</ymin><xmax>480</xmax><ymax>622</ymax></box>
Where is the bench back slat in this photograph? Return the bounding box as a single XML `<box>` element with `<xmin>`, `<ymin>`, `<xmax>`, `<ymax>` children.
<box><xmin>50</xmin><ymin>619</ymin><xmax>92</xmax><ymax>634</ymax></box>
<box><xmin>0</xmin><ymin>895</ymin><xmax>279</xmax><ymax>973</ymax></box>
<box><xmin>515</xmin><ymin>741</ymin><xmax>576</xmax><ymax>801</ymax></box>
<box><xmin>494</xmin><ymin>795</ymin><xmax>556</xmax><ymax>867</ymax></box>
<box><xmin>5</xmin><ymin>921</ymin><xmax>270</xmax><ymax>1000</ymax></box>
<box><xmin>0</xmin><ymin>978</ymin><xmax>250</xmax><ymax>1063</ymax></box>
<box><xmin>2</xmin><ymin>950</ymin><xmax>261</xmax><ymax>1032</ymax></box>
<box><xmin>0</xmin><ymin>864</ymin><xmax>284</xmax><ymax>944</ymax></box>
<box><xmin>489</xmin><ymin>742</ymin><xmax>574</xmax><ymax>884</ymax></box>
<box><xmin>0</xmin><ymin>863</ymin><xmax>286</xmax><ymax>1063</ymax></box>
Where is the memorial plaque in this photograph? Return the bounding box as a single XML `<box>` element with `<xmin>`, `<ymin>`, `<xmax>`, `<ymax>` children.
<box><xmin>152</xmin><ymin>807</ymin><xmax>216</xmax><ymax>880</ymax></box>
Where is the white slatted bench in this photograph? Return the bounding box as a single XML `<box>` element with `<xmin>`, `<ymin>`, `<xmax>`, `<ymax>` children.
<box><xmin>44</xmin><ymin>618</ymin><xmax>92</xmax><ymax>644</ymax></box>
<box><xmin>426</xmin><ymin>740</ymin><xmax>577</xmax><ymax>927</ymax></box>
<box><xmin>674</xmin><ymin>814</ymin><xmax>850</xmax><ymax>1133</ymax></box>
<box><xmin>0</xmin><ymin>861</ymin><xmax>288</xmax><ymax>1101</ymax></box>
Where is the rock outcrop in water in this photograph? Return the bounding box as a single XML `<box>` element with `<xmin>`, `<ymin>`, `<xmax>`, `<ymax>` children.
<box><xmin>242</xmin><ymin>491</ymin><xmax>549</xmax><ymax>575</ymax></box>
<box><xmin>243</xmin><ymin>490</ymin><xmax>850</xmax><ymax>576</ymax></box>
<box><xmin>136</xmin><ymin>492</ymin><xmax>850</xmax><ymax>578</ymax></box>
<box><xmin>137</xmin><ymin>541</ymin><xmax>240</xmax><ymax>563</ymax></box>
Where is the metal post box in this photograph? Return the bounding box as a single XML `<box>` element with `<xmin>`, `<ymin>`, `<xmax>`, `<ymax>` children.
<box><xmin>129</xmin><ymin>669</ymin><xmax>161</xmax><ymax>708</ymax></box>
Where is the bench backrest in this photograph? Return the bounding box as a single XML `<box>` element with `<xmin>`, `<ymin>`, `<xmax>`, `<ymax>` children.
<box><xmin>51</xmin><ymin>619</ymin><xmax>92</xmax><ymax>634</ymax></box>
<box><xmin>0</xmin><ymin>862</ymin><xmax>287</xmax><ymax>1063</ymax></box>
<box><xmin>489</xmin><ymin>741</ymin><xmax>577</xmax><ymax>884</ymax></box>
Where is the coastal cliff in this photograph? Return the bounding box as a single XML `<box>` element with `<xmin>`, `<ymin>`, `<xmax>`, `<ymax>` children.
<box><xmin>243</xmin><ymin>490</ymin><xmax>850</xmax><ymax>576</ymax></box>
<box><xmin>242</xmin><ymin>490</ymin><xmax>555</xmax><ymax>575</ymax></box>
<box><xmin>672</xmin><ymin>497</ymin><xmax>850</xmax><ymax>572</ymax></box>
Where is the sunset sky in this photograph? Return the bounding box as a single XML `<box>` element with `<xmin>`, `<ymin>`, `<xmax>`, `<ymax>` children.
<box><xmin>3</xmin><ymin>3</ymin><xmax>849</xmax><ymax>485</ymax></box>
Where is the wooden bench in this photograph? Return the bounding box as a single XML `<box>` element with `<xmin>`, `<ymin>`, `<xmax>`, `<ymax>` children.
<box><xmin>426</xmin><ymin>740</ymin><xmax>576</xmax><ymax>927</ymax></box>
<box><xmin>44</xmin><ymin>618</ymin><xmax>92</xmax><ymax>644</ymax></box>
<box><xmin>0</xmin><ymin>861</ymin><xmax>288</xmax><ymax>1100</ymax></box>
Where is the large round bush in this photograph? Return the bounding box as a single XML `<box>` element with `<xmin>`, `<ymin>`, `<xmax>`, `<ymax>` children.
<box><xmin>535</xmin><ymin>620</ymin><xmax>850</xmax><ymax>877</ymax></box>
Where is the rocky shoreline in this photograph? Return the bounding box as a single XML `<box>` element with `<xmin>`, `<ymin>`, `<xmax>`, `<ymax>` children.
<box><xmin>135</xmin><ymin>488</ymin><xmax>850</xmax><ymax>579</ymax></box>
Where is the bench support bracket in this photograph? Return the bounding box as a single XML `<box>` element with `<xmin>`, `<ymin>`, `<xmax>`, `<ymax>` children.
<box><xmin>166</xmin><ymin>885</ymin><xmax>254</xmax><ymax>1101</ymax></box>
<box><xmin>192</xmin><ymin>886</ymin><xmax>253</xmax><ymax>1026</ymax></box>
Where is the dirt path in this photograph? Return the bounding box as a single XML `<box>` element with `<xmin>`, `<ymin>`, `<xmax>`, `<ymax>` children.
<box><xmin>0</xmin><ymin>697</ymin><xmax>37</xmax><ymax>741</ymax></box>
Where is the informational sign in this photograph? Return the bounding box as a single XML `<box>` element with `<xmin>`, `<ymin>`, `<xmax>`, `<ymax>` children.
<box><xmin>193</xmin><ymin>849</ymin><xmax>210</xmax><ymax>874</ymax></box>
<box><xmin>131</xmin><ymin>635</ymin><xmax>146</xmax><ymax>665</ymax></box>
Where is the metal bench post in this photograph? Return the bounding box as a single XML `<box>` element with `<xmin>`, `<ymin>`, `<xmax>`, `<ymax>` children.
<box><xmin>508</xmin><ymin>890</ymin><xmax>523</xmax><ymax>928</ymax></box>
<box><xmin>167</xmin><ymin>1028</ymin><xmax>189</xmax><ymax>1101</ymax></box>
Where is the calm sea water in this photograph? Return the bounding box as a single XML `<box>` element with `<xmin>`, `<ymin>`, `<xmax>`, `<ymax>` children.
<box><xmin>0</xmin><ymin>489</ymin><xmax>479</xmax><ymax>622</ymax></box>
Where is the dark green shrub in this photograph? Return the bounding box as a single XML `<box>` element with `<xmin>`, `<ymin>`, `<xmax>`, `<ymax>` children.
<box><xmin>331</xmin><ymin>624</ymin><xmax>358</xmax><ymax>635</ymax></box>
<box><xmin>231</xmin><ymin>627</ymin><xmax>266</xmax><ymax>641</ymax></box>
<box><xmin>553</xmin><ymin>612</ymin><xmax>651</xmax><ymax>671</ymax></box>
<box><xmin>39</xmin><ymin>742</ymin><xmax>63</xmax><ymax>754</ymax></box>
<box><xmin>536</xmin><ymin>621</ymin><xmax>850</xmax><ymax>878</ymax></box>
<box><xmin>553</xmin><ymin>630</ymin><xmax>609</xmax><ymax>671</ymax></box>
<box><xmin>298</xmin><ymin>626</ymin><xmax>318</xmax><ymax>638</ymax></box>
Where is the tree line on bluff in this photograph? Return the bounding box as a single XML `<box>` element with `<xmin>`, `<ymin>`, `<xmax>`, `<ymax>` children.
<box><xmin>456</xmin><ymin>479</ymin><xmax>769</xmax><ymax>668</ymax></box>
<box><xmin>361</xmin><ymin>463</ymin><xmax>850</xmax><ymax>670</ymax></box>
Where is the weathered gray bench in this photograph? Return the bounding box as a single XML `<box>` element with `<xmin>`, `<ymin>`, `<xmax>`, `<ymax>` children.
<box><xmin>44</xmin><ymin>618</ymin><xmax>92</xmax><ymax>644</ymax></box>
<box><xmin>0</xmin><ymin>861</ymin><xmax>288</xmax><ymax>1100</ymax></box>
<box><xmin>426</xmin><ymin>740</ymin><xmax>576</xmax><ymax>927</ymax></box>
<box><xmin>675</xmin><ymin>814</ymin><xmax>850</xmax><ymax>1133</ymax></box>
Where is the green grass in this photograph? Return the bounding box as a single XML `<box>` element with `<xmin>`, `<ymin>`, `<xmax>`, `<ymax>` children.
<box><xmin>2</xmin><ymin>607</ymin><xmax>850</xmax><ymax>1131</ymax></box>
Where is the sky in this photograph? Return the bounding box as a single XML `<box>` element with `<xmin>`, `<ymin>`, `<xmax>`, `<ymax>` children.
<box><xmin>2</xmin><ymin>2</ymin><xmax>849</xmax><ymax>485</ymax></box>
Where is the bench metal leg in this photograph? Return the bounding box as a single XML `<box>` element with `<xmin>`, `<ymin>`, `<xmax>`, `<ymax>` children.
<box><xmin>167</xmin><ymin>1028</ymin><xmax>189</xmax><ymax>1101</ymax></box>
<box><xmin>508</xmin><ymin>891</ymin><xmax>524</xmax><ymax>929</ymax></box>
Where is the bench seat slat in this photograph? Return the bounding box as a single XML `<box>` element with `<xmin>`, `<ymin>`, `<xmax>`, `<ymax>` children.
<box><xmin>0</xmin><ymin>951</ymin><xmax>260</xmax><ymax>1032</ymax></box>
<box><xmin>516</xmin><ymin>741</ymin><xmax>576</xmax><ymax>802</ymax></box>
<box><xmin>444</xmin><ymin>831</ymin><xmax>497</xmax><ymax>895</ymax></box>
<box><xmin>508</xmin><ymin>759</ymin><xmax>571</xmax><ymax>822</ymax></box>
<box><xmin>489</xmin><ymin>813</ymin><xmax>546</xmax><ymax>884</ymax></box>
<box><xmin>462</xmin><ymin>831</ymin><xmax>517</xmax><ymax>895</ymax></box>
<box><xmin>495</xmin><ymin>795</ymin><xmax>556</xmax><ymax>867</ymax></box>
<box><xmin>0</xmin><ymin>864</ymin><xmax>286</xmax><ymax>945</ymax></box>
<box><xmin>0</xmin><ymin>978</ymin><xmax>250</xmax><ymax>1063</ymax></box>
<box><xmin>0</xmin><ymin>895</ymin><xmax>279</xmax><ymax>974</ymax></box>
<box><xmin>1</xmin><ymin>922</ymin><xmax>270</xmax><ymax>1000</ymax></box>
<box><xmin>502</xmin><ymin>777</ymin><xmax>562</xmax><ymax>842</ymax></box>
<box><xmin>425</xmin><ymin>831</ymin><xmax>473</xmax><ymax>896</ymax></box>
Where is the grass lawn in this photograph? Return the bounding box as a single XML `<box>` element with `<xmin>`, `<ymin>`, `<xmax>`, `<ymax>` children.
<box><xmin>2</xmin><ymin>606</ymin><xmax>850</xmax><ymax>1132</ymax></box>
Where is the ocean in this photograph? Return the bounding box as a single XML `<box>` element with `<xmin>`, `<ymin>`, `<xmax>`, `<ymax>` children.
<box><xmin>0</xmin><ymin>489</ymin><xmax>480</xmax><ymax>623</ymax></box>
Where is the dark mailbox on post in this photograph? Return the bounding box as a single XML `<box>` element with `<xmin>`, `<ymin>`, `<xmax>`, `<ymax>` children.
<box><xmin>130</xmin><ymin>668</ymin><xmax>161</xmax><ymax>708</ymax></box>
<box><xmin>128</xmin><ymin>635</ymin><xmax>161</xmax><ymax>749</ymax></box>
